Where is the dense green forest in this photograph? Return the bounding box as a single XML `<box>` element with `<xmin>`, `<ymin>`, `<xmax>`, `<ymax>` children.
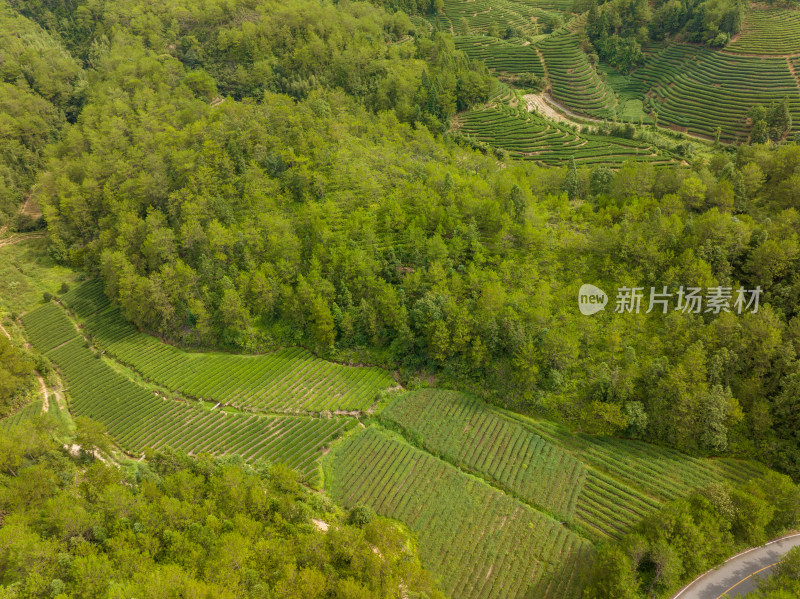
<box><xmin>0</xmin><ymin>418</ymin><xmax>442</xmax><ymax>598</ymax></box>
<box><xmin>0</xmin><ymin>0</ymin><xmax>798</xmax><ymax>478</ymax></box>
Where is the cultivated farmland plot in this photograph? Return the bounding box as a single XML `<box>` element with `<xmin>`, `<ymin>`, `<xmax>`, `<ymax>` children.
<box><xmin>512</xmin><ymin>414</ymin><xmax>768</xmax><ymax>539</ymax></box>
<box><xmin>0</xmin><ymin>400</ymin><xmax>42</xmax><ymax>432</ymax></box>
<box><xmin>539</xmin><ymin>34</ymin><xmax>618</xmax><ymax>119</ymax></box>
<box><xmin>457</xmin><ymin>106</ymin><xmax>675</xmax><ymax>166</ymax></box>
<box><xmin>727</xmin><ymin>8</ymin><xmax>800</xmax><ymax>55</ymax></box>
<box><xmin>455</xmin><ymin>35</ymin><xmax>546</xmax><ymax>77</ymax></box>
<box><xmin>326</xmin><ymin>426</ymin><xmax>593</xmax><ymax>599</ymax></box>
<box><xmin>60</xmin><ymin>281</ymin><xmax>396</xmax><ymax>413</ymax></box>
<box><xmin>21</xmin><ymin>301</ymin><xmax>355</xmax><ymax>486</ymax></box>
<box><xmin>430</xmin><ymin>0</ymin><xmax>568</xmax><ymax>37</ymax></box>
<box><xmin>629</xmin><ymin>43</ymin><xmax>800</xmax><ymax>141</ymax></box>
<box><xmin>380</xmin><ymin>388</ymin><xmax>586</xmax><ymax>521</ymax></box>
<box><xmin>380</xmin><ymin>388</ymin><xmax>769</xmax><ymax>544</ymax></box>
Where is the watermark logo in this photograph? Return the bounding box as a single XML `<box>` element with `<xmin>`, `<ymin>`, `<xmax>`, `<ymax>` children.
<box><xmin>578</xmin><ymin>284</ymin><xmax>608</xmax><ymax>315</ymax></box>
<box><xmin>579</xmin><ymin>284</ymin><xmax>762</xmax><ymax>315</ymax></box>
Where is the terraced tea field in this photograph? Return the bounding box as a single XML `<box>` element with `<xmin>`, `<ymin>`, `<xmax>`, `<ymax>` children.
<box><xmin>630</xmin><ymin>43</ymin><xmax>800</xmax><ymax>141</ymax></box>
<box><xmin>0</xmin><ymin>400</ymin><xmax>42</xmax><ymax>432</ymax></box>
<box><xmin>379</xmin><ymin>389</ymin><xmax>767</xmax><ymax>543</ymax></box>
<box><xmin>431</xmin><ymin>0</ymin><xmax>567</xmax><ymax>36</ymax></box>
<box><xmin>514</xmin><ymin>414</ymin><xmax>767</xmax><ymax>537</ymax></box>
<box><xmin>326</xmin><ymin>426</ymin><xmax>592</xmax><ymax>599</ymax></box>
<box><xmin>457</xmin><ymin>106</ymin><xmax>674</xmax><ymax>166</ymax></box>
<box><xmin>455</xmin><ymin>36</ymin><xmax>546</xmax><ymax>77</ymax></box>
<box><xmin>61</xmin><ymin>281</ymin><xmax>395</xmax><ymax>413</ymax></box>
<box><xmin>21</xmin><ymin>302</ymin><xmax>356</xmax><ymax>486</ymax></box>
<box><xmin>727</xmin><ymin>8</ymin><xmax>800</xmax><ymax>55</ymax></box>
<box><xmin>539</xmin><ymin>34</ymin><xmax>617</xmax><ymax>119</ymax></box>
<box><xmin>380</xmin><ymin>389</ymin><xmax>585</xmax><ymax>520</ymax></box>
<box><xmin>21</xmin><ymin>301</ymin><xmax>79</xmax><ymax>352</ymax></box>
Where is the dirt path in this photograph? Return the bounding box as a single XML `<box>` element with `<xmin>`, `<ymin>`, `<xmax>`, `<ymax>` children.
<box><xmin>0</xmin><ymin>232</ymin><xmax>46</xmax><ymax>248</ymax></box>
<box><xmin>787</xmin><ymin>57</ymin><xmax>800</xmax><ymax>90</ymax></box>
<box><xmin>38</xmin><ymin>374</ymin><xmax>49</xmax><ymax>413</ymax></box>
<box><xmin>524</xmin><ymin>93</ymin><xmax>574</xmax><ymax>124</ymax></box>
<box><xmin>543</xmin><ymin>94</ymin><xmax>605</xmax><ymax>123</ymax></box>
<box><xmin>0</xmin><ymin>321</ymin><xmax>63</xmax><ymax>414</ymax></box>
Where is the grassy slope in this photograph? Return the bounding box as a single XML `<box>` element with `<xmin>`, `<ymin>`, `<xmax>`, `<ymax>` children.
<box><xmin>0</xmin><ymin>237</ymin><xmax>76</xmax><ymax>316</ymax></box>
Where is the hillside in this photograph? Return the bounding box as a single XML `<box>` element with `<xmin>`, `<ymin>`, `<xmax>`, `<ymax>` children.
<box><xmin>2</xmin><ymin>0</ymin><xmax>800</xmax><ymax>598</ymax></box>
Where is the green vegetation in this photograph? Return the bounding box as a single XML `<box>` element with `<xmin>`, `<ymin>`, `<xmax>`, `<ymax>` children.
<box><xmin>0</xmin><ymin>238</ymin><xmax>76</xmax><ymax>315</ymax></box>
<box><xmin>539</xmin><ymin>34</ymin><xmax>617</xmax><ymax>118</ymax></box>
<box><xmin>4</xmin><ymin>0</ymin><xmax>800</xmax><ymax>597</ymax></box>
<box><xmin>21</xmin><ymin>301</ymin><xmax>355</xmax><ymax>486</ymax></box>
<box><xmin>0</xmin><ymin>424</ymin><xmax>444</xmax><ymax>599</ymax></box>
<box><xmin>380</xmin><ymin>389</ymin><xmax>586</xmax><ymax>520</ymax></box>
<box><xmin>431</xmin><ymin>0</ymin><xmax>567</xmax><ymax>37</ymax></box>
<box><xmin>585</xmin><ymin>472</ymin><xmax>800</xmax><ymax>598</ymax></box>
<box><xmin>0</xmin><ymin>4</ymin><xmax>83</xmax><ymax>229</ymax></box>
<box><xmin>518</xmin><ymin>415</ymin><xmax>767</xmax><ymax>538</ymax></box>
<box><xmin>379</xmin><ymin>389</ymin><xmax>767</xmax><ymax>544</ymax></box>
<box><xmin>587</xmin><ymin>0</ymin><xmax>745</xmax><ymax>55</ymax></box>
<box><xmin>523</xmin><ymin>416</ymin><xmax>766</xmax><ymax>501</ymax></box>
<box><xmin>454</xmin><ymin>36</ymin><xmax>546</xmax><ymax>79</ymax></box>
<box><xmin>0</xmin><ymin>334</ymin><xmax>36</xmax><ymax>419</ymax></box>
<box><xmin>629</xmin><ymin>43</ymin><xmax>800</xmax><ymax>141</ymax></box>
<box><xmin>60</xmin><ymin>280</ymin><xmax>396</xmax><ymax>413</ymax></box>
<box><xmin>326</xmin><ymin>426</ymin><xmax>592</xmax><ymax>599</ymax></box>
<box><xmin>456</xmin><ymin>106</ymin><xmax>674</xmax><ymax>166</ymax></box>
<box><xmin>727</xmin><ymin>8</ymin><xmax>800</xmax><ymax>55</ymax></box>
<box><xmin>19</xmin><ymin>301</ymin><xmax>76</xmax><ymax>352</ymax></box>
<box><xmin>0</xmin><ymin>399</ymin><xmax>41</xmax><ymax>432</ymax></box>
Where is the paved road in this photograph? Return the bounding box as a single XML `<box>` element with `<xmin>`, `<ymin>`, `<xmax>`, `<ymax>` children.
<box><xmin>672</xmin><ymin>534</ymin><xmax>800</xmax><ymax>599</ymax></box>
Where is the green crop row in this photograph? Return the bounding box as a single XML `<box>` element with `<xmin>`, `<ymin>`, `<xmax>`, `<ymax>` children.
<box><xmin>380</xmin><ymin>389</ymin><xmax>586</xmax><ymax>521</ymax></box>
<box><xmin>458</xmin><ymin>106</ymin><xmax>673</xmax><ymax>166</ymax></box>
<box><xmin>455</xmin><ymin>36</ymin><xmax>546</xmax><ymax>76</ymax></box>
<box><xmin>22</xmin><ymin>302</ymin><xmax>355</xmax><ymax>486</ymax></box>
<box><xmin>539</xmin><ymin>34</ymin><xmax>617</xmax><ymax>119</ymax></box>
<box><xmin>727</xmin><ymin>8</ymin><xmax>800</xmax><ymax>55</ymax></box>
<box><xmin>0</xmin><ymin>400</ymin><xmax>43</xmax><ymax>432</ymax></box>
<box><xmin>326</xmin><ymin>426</ymin><xmax>593</xmax><ymax>599</ymax></box>
<box><xmin>515</xmin><ymin>414</ymin><xmax>767</xmax><ymax>503</ymax></box>
<box><xmin>20</xmin><ymin>302</ymin><xmax>78</xmax><ymax>353</ymax></box>
<box><xmin>60</xmin><ymin>281</ymin><xmax>396</xmax><ymax>413</ymax></box>
<box><xmin>60</xmin><ymin>278</ymin><xmax>111</xmax><ymax>317</ymax></box>
<box><xmin>430</xmin><ymin>0</ymin><xmax>564</xmax><ymax>37</ymax></box>
<box><xmin>630</xmin><ymin>43</ymin><xmax>800</xmax><ymax>141</ymax></box>
<box><xmin>575</xmin><ymin>470</ymin><xmax>662</xmax><ymax>540</ymax></box>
